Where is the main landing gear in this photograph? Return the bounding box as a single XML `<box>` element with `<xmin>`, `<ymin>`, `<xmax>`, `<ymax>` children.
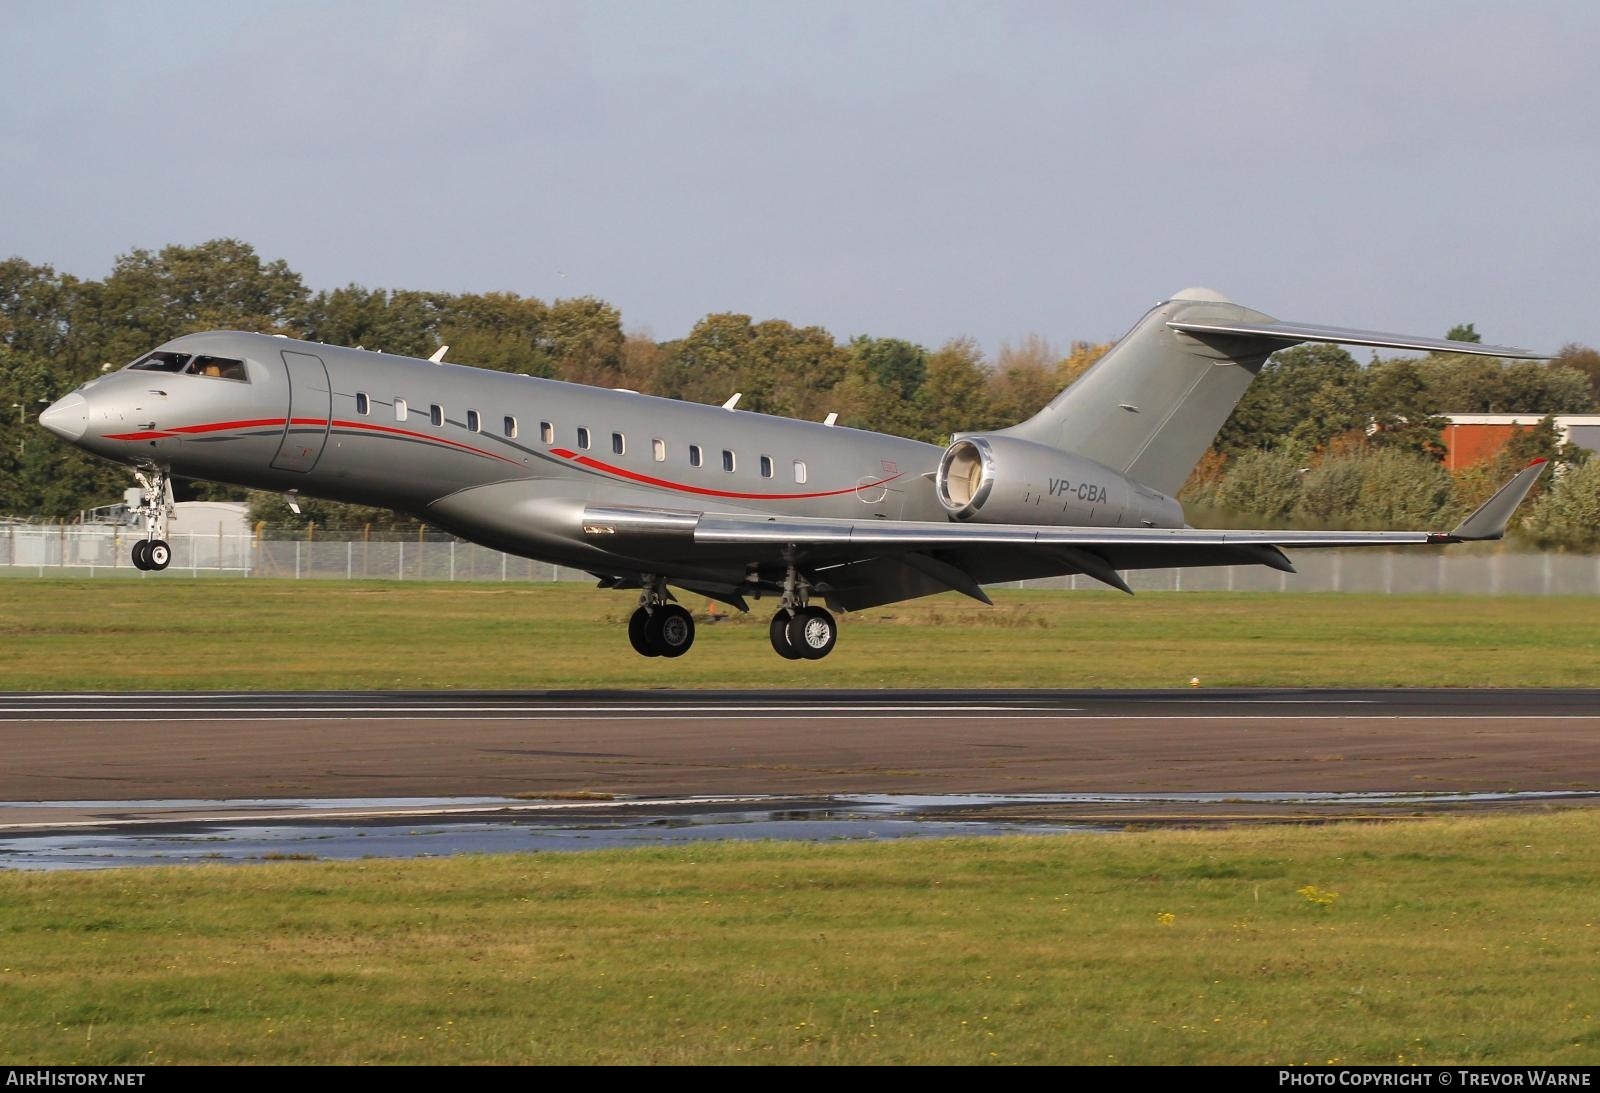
<box><xmin>620</xmin><ymin>565</ymin><xmax>839</xmax><ymax>659</ymax></box>
<box><xmin>128</xmin><ymin>468</ymin><xmax>173</xmax><ymax>572</ymax></box>
<box><xmin>627</xmin><ymin>575</ymin><xmax>695</xmax><ymax>658</ymax></box>
<box><xmin>767</xmin><ymin>565</ymin><xmax>837</xmax><ymax>660</ymax></box>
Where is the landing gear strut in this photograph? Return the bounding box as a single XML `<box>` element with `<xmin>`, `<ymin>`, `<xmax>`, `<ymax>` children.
<box><xmin>626</xmin><ymin>575</ymin><xmax>695</xmax><ymax>657</ymax></box>
<box><xmin>768</xmin><ymin>564</ymin><xmax>837</xmax><ymax>660</ymax></box>
<box><xmin>129</xmin><ymin>468</ymin><xmax>173</xmax><ymax>572</ymax></box>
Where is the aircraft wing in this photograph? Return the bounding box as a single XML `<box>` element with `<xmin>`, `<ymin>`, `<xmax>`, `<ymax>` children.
<box><xmin>582</xmin><ymin>460</ymin><xmax>1547</xmax><ymax>610</ymax></box>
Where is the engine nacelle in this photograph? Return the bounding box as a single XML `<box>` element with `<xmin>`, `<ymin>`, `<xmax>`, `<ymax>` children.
<box><xmin>935</xmin><ymin>434</ymin><xmax>1185</xmax><ymax>528</ymax></box>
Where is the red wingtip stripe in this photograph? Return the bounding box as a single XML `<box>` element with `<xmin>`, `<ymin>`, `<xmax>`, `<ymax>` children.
<box><xmin>1528</xmin><ymin>457</ymin><xmax>1548</xmax><ymax>467</ymax></box>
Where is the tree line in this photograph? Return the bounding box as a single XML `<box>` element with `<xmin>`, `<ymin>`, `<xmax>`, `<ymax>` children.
<box><xmin>3</xmin><ymin>239</ymin><xmax>1597</xmax><ymax>548</ymax></box>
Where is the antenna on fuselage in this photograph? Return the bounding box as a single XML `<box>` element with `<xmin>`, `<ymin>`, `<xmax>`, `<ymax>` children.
<box><xmin>822</xmin><ymin>412</ymin><xmax>838</xmax><ymax>427</ymax></box>
<box><xmin>722</xmin><ymin>393</ymin><xmax>741</xmax><ymax>411</ymax></box>
<box><xmin>429</xmin><ymin>345</ymin><xmax>449</xmax><ymax>363</ymax></box>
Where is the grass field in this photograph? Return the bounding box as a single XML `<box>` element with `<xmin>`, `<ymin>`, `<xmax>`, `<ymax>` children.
<box><xmin>2</xmin><ymin>811</ymin><xmax>1597</xmax><ymax>1065</ymax></box>
<box><xmin>4</xmin><ymin>581</ymin><xmax>1595</xmax><ymax>1065</ymax></box>
<box><xmin>0</xmin><ymin>579</ymin><xmax>1595</xmax><ymax>689</ymax></box>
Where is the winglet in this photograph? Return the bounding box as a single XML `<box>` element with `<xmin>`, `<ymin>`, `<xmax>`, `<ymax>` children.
<box><xmin>1446</xmin><ymin>459</ymin><xmax>1548</xmax><ymax>541</ymax></box>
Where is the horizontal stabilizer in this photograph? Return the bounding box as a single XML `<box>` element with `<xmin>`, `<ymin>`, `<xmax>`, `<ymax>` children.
<box><xmin>1448</xmin><ymin>459</ymin><xmax>1548</xmax><ymax>541</ymax></box>
<box><xmin>1168</xmin><ymin>318</ymin><xmax>1545</xmax><ymax>360</ymax></box>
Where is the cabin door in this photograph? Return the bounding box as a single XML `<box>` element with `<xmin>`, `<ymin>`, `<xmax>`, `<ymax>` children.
<box><xmin>271</xmin><ymin>351</ymin><xmax>333</xmax><ymax>473</ymax></box>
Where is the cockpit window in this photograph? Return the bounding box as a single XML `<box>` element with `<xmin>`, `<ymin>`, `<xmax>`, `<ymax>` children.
<box><xmin>185</xmin><ymin>355</ymin><xmax>249</xmax><ymax>382</ymax></box>
<box><xmin>129</xmin><ymin>351</ymin><xmax>192</xmax><ymax>373</ymax></box>
<box><xmin>127</xmin><ymin>351</ymin><xmax>249</xmax><ymax>381</ymax></box>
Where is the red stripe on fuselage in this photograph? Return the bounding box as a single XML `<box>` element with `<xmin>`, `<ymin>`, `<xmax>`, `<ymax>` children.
<box><xmin>106</xmin><ymin>417</ymin><xmax>290</xmax><ymax>440</ymax></box>
<box><xmin>177</xmin><ymin>417</ymin><xmax>289</xmax><ymax>434</ymax></box>
<box><xmin>547</xmin><ymin>447</ymin><xmax>904</xmax><ymax>500</ymax></box>
<box><xmin>107</xmin><ymin>415</ymin><xmax>523</xmax><ymax>467</ymax></box>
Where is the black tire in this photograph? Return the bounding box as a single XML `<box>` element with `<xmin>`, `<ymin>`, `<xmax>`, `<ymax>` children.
<box><xmin>646</xmin><ymin>603</ymin><xmax>695</xmax><ymax>658</ymax></box>
<box><xmin>131</xmin><ymin>540</ymin><xmax>150</xmax><ymax>570</ymax></box>
<box><xmin>787</xmin><ymin>606</ymin><xmax>837</xmax><ymax>660</ymax></box>
<box><xmin>769</xmin><ymin>611</ymin><xmax>803</xmax><ymax>660</ymax></box>
<box><xmin>146</xmin><ymin>539</ymin><xmax>172</xmax><ymax>571</ymax></box>
<box><xmin>628</xmin><ymin>607</ymin><xmax>659</xmax><ymax>657</ymax></box>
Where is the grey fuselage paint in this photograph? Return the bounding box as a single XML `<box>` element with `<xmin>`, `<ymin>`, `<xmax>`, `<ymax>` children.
<box><xmin>54</xmin><ymin>331</ymin><xmax>1006</xmax><ymax>578</ymax></box>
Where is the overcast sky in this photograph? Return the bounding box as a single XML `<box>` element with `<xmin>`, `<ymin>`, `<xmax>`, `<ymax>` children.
<box><xmin>3</xmin><ymin>0</ymin><xmax>1596</xmax><ymax>356</ymax></box>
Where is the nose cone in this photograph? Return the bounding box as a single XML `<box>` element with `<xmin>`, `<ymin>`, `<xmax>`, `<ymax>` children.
<box><xmin>39</xmin><ymin>392</ymin><xmax>89</xmax><ymax>441</ymax></box>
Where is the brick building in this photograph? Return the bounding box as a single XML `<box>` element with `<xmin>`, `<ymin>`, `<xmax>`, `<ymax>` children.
<box><xmin>1439</xmin><ymin>414</ymin><xmax>1600</xmax><ymax>471</ymax></box>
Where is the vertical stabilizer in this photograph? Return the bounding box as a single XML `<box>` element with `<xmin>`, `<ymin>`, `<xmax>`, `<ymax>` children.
<box><xmin>997</xmin><ymin>289</ymin><xmax>1543</xmax><ymax>497</ymax></box>
<box><xmin>998</xmin><ymin>289</ymin><xmax>1283</xmax><ymax>496</ymax></box>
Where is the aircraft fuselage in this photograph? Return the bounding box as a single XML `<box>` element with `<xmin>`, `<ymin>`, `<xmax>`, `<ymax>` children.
<box><xmin>47</xmin><ymin>332</ymin><xmax>954</xmax><ymax>574</ymax></box>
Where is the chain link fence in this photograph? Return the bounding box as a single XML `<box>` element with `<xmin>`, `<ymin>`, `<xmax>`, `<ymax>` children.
<box><xmin>2</xmin><ymin>524</ymin><xmax>1597</xmax><ymax>595</ymax></box>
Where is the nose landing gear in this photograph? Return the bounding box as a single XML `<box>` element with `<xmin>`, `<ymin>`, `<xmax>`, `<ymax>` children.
<box><xmin>128</xmin><ymin>469</ymin><xmax>173</xmax><ymax>572</ymax></box>
<box><xmin>627</xmin><ymin>575</ymin><xmax>695</xmax><ymax>657</ymax></box>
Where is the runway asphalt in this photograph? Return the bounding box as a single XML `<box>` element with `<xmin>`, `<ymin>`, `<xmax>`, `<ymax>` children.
<box><xmin>4</xmin><ymin>689</ymin><xmax>1597</xmax><ymax>830</ymax></box>
<box><xmin>4</xmin><ymin>687</ymin><xmax>1598</xmax><ymax>719</ymax></box>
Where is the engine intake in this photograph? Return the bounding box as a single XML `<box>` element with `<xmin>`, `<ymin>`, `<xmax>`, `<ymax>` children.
<box><xmin>935</xmin><ymin>433</ymin><xmax>1185</xmax><ymax>528</ymax></box>
<box><xmin>936</xmin><ymin>437</ymin><xmax>997</xmax><ymax>519</ymax></box>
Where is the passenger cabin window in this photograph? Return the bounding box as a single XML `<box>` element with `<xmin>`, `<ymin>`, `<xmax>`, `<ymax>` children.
<box><xmin>503</xmin><ymin>415</ymin><xmax>518</xmax><ymax>438</ymax></box>
<box><xmin>395</xmin><ymin>398</ymin><xmax>408</xmax><ymax>422</ymax></box>
<box><xmin>577</xmin><ymin>427</ymin><xmax>591</xmax><ymax>450</ymax></box>
<box><xmin>794</xmin><ymin>460</ymin><xmax>808</xmax><ymax>484</ymax></box>
<box><xmin>759</xmin><ymin>455</ymin><xmax>773</xmax><ymax>479</ymax></box>
<box><xmin>466</xmin><ymin>409</ymin><xmax>480</xmax><ymax>432</ymax></box>
<box><xmin>185</xmin><ymin>356</ymin><xmax>249</xmax><ymax>382</ymax></box>
<box><xmin>722</xmin><ymin>449</ymin><xmax>736</xmax><ymax>473</ymax></box>
<box><xmin>652</xmin><ymin>438</ymin><xmax>666</xmax><ymax>462</ymax></box>
<box><xmin>540</xmin><ymin>421</ymin><xmax>554</xmax><ymax>444</ymax></box>
<box><xmin>689</xmin><ymin>444</ymin><xmax>703</xmax><ymax>468</ymax></box>
<box><xmin>129</xmin><ymin>351</ymin><xmax>190</xmax><ymax>373</ymax></box>
<box><xmin>612</xmin><ymin>432</ymin><xmax>625</xmax><ymax>455</ymax></box>
<box><xmin>430</xmin><ymin>404</ymin><xmax>443</xmax><ymax>428</ymax></box>
<box><xmin>355</xmin><ymin>393</ymin><xmax>370</xmax><ymax>415</ymax></box>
